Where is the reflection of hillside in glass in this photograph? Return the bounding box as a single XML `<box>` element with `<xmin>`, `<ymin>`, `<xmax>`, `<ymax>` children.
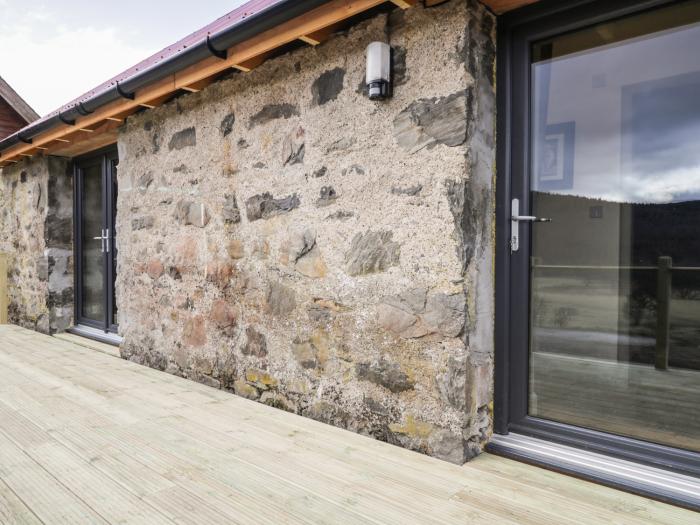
<box><xmin>531</xmin><ymin>191</ymin><xmax>700</xmax><ymax>371</ymax></box>
<box><xmin>530</xmin><ymin>191</ymin><xmax>700</xmax><ymax>452</ymax></box>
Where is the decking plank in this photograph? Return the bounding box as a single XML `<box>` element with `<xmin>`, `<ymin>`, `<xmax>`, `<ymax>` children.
<box><xmin>0</xmin><ymin>478</ymin><xmax>42</xmax><ymax>525</ymax></box>
<box><xmin>0</xmin><ymin>433</ymin><xmax>108</xmax><ymax>525</ymax></box>
<box><xmin>23</xmin><ymin>442</ymin><xmax>175</xmax><ymax>525</ymax></box>
<box><xmin>0</xmin><ymin>325</ymin><xmax>696</xmax><ymax>524</ymax></box>
<box><xmin>148</xmin><ymin>410</ymin><xmax>634</xmax><ymax>525</ymax></box>
<box><xmin>108</xmin><ymin>420</ymin><xmax>385</xmax><ymax>525</ymax></box>
<box><xmin>127</xmin><ymin>417</ymin><xmax>488</xmax><ymax>525</ymax></box>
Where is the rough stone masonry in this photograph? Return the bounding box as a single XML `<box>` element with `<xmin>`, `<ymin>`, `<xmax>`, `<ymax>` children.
<box><xmin>0</xmin><ymin>0</ymin><xmax>496</xmax><ymax>464</ymax></box>
<box><xmin>0</xmin><ymin>156</ymin><xmax>73</xmax><ymax>334</ymax></box>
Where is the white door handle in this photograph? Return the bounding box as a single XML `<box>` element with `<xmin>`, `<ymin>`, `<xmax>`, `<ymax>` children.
<box><xmin>93</xmin><ymin>229</ymin><xmax>107</xmax><ymax>253</ymax></box>
<box><xmin>511</xmin><ymin>199</ymin><xmax>551</xmax><ymax>253</ymax></box>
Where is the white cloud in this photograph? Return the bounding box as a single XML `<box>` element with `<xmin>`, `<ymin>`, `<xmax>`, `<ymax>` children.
<box><xmin>619</xmin><ymin>165</ymin><xmax>700</xmax><ymax>203</ymax></box>
<box><xmin>552</xmin><ymin>164</ymin><xmax>700</xmax><ymax>204</ymax></box>
<box><xmin>0</xmin><ymin>11</ymin><xmax>153</xmax><ymax>116</ymax></box>
<box><xmin>0</xmin><ymin>1</ymin><xmax>249</xmax><ymax>117</ymax></box>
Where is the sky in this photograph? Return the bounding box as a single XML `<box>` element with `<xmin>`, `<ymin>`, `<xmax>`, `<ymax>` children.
<box><xmin>0</xmin><ymin>0</ymin><xmax>248</xmax><ymax>116</ymax></box>
<box><xmin>533</xmin><ymin>22</ymin><xmax>700</xmax><ymax>204</ymax></box>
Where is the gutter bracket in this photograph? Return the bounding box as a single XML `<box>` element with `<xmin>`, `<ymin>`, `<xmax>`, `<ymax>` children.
<box><xmin>206</xmin><ymin>35</ymin><xmax>227</xmax><ymax>60</ymax></box>
<box><xmin>76</xmin><ymin>103</ymin><xmax>93</xmax><ymax>116</ymax></box>
<box><xmin>116</xmin><ymin>82</ymin><xmax>135</xmax><ymax>100</ymax></box>
<box><xmin>59</xmin><ymin>112</ymin><xmax>76</xmax><ymax>126</ymax></box>
<box><xmin>18</xmin><ymin>134</ymin><xmax>32</xmax><ymax>144</ymax></box>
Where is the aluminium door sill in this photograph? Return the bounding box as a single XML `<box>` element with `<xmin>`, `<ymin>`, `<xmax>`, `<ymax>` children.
<box><xmin>66</xmin><ymin>324</ymin><xmax>123</xmax><ymax>348</ymax></box>
<box><xmin>487</xmin><ymin>433</ymin><xmax>700</xmax><ymax>511</ymax></box>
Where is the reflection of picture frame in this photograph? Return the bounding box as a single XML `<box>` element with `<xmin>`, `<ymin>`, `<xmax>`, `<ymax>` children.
<box><xmin>536</xmin><ymin>122</ymin><xmax>575</xmax><ymax>191</ymax></box>
<box><xmin>622</xmin><ymin>70</ymin><xmax>700</xmax><ymax>196</ymax></box>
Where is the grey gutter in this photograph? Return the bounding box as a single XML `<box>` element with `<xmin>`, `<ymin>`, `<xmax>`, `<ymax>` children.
<box><xmin>0</xmin><ymin>0</ymin><xmax>333</xmax><ymax>156</ymax></box>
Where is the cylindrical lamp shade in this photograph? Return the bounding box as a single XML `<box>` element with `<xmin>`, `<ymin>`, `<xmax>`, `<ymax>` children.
<box><xmin>366</xmin><ymin>42</ymin><xmax>391</xmax><ymax>99</ymax></box>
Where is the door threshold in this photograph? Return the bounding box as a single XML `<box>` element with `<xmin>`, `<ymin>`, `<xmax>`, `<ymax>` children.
<box><xmin>66</xmin><ymin>325</ymin><xmax>123</xmax><ymax>348</ymax></box>
<box><xmin>487</xmin><ymin>433</ymin><xmax>700</xmax><ymax>511</ymax></box>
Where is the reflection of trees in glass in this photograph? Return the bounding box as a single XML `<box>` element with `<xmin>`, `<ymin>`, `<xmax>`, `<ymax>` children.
<box><xmin>553</xmin><ymin>306</ymin><xmax>578</xmax><ymax>329</ymax></box>
<box><xmin>676</xmin><ymin>287</ymin><xmax>700</xmax><ymax>300</ymax></box>
<box><xmin>533</xmin><ymin>293</ymin><xmax>548</xmax><ymax>326</ymax></box>
<box><xmin>627</xmin><ymin>286</ymin><xmax>656</xmax><ymax>328</ymax></box>
<box><xmin>675</xmin><ymin>272</ymin><xmax>700</xmax><ymax>301</ymax></box>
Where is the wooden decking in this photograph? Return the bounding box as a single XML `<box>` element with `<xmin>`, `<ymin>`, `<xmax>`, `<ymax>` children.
<box><xmin>0</xmin><ymin>325</ymin><xmax>695</xmax><ymax>524</ymax></box>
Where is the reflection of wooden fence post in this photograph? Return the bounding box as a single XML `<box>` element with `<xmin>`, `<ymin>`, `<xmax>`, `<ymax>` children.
<box><xmin>0</xmin><ymin>253</ymin><xmax>7</xmax><ymax>324</ymax></box>
<box><xmin>655</xmin><ymin>256</ymin><xmax>672</xmax><ymax>370</ymax></box>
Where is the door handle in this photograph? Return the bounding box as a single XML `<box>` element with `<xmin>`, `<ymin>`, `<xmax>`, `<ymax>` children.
<box><xmin>93</xmin><ymin>229</ymin><xmax>107</xmax><ymax>253</ymax></box>
<box><xmin>511</xmin><ymin>199</ymin><xmax>551</xmax><ymax>253</ymax></box>
<box><xmin>93</xmin><ymin>230</ymin><xmax>104</xmax><ymax>253</ymax></box>
<box><xmin>512</xmin><ymin>215</ymin><xmax>552</xmax><ymax>223</ymax></box>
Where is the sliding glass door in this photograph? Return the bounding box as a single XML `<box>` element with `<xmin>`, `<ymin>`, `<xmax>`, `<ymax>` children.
<box><xmin>74</xmin><ymin>149</ymin><xmax>118</xmax><ymax>333</ymax></box>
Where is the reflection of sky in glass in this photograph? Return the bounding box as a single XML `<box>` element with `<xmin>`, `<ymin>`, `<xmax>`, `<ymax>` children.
<box><xmin>532</xmin><ymin>22</ymin><xmax>700</xmax><ymax>204</ymax></box>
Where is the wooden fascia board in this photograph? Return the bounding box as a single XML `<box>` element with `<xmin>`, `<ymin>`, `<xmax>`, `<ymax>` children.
<box><xmin>1</xmin><ymin>0</ymin><xmax>400</xmax><ymax>166</ymax></box>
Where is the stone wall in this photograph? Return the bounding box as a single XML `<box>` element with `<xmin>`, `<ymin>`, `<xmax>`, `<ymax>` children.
<box><xmin>0</xmin><ymin>157</ymin><xmax>50</xmax><ymax>331</ymax></box>
<box><xmin>116</xmin><ymin>0</ymin><xmax>496</xmax><ymax>464</ymax></box>
<box><xmin>0</xmin><ymin>155</ymin><xmax>73</xmax><ymax>333</ymax></box>
<box><xmin>45</xmin><ymin>157</ymin><xmax>74</xmax><ymax>333</ymax></box>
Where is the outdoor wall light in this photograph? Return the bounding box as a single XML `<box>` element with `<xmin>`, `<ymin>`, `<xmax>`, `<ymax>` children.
<box><xmin>366</xmin><ymin>42</ymin><xmax>392</xmax><ymax>100</ymax></box>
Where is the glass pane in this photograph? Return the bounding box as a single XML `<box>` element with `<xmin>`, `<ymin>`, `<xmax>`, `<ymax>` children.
<box><xmin>81</xmin><ymin>164</ymin><xmax>104</xmax><ymax>322</ymax></box>
<box><xmin>529</xmin><ymin>3</ymin><xmax>700</xmax><ymax>452</ymax></box>
<box><xmin>111</xmin><ymin>160</ymin><xmax>118</xmax><ymax>327</ymax></box>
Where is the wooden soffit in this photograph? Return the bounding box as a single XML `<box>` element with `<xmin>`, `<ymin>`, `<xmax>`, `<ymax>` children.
<box><xmin>427</xmin><ymin>0</ymin><xmax>539</xmax><ymax>13</ymax></box>
<box><xmin>480</xmin><ymin>0</ymin><xmax>539</xmax><ymax>14</ymax></box>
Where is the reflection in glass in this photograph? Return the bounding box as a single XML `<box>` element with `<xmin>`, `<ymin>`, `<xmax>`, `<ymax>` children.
<box><xmin>112</xmin><ymin>160</ymin><xmax>118</xmax><ymax>327</ymax></box>
<box><xmin>529</xmin><ymin>4</ymin><xmax>700</xmax><ymax>452</ymax></box>
<box><xmin>81</xmin><ymin>164</ymin><xmax>104</xmax><ymax>322</ymax></box>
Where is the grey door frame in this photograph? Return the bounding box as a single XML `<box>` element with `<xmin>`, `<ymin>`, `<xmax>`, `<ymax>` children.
<box><xmin>73</xmin><ymin>145</ymin><xmax>118</xmax><ymax>333</ymax></box>
<box><xmin>493</xmin><ymin>0</ymin><xmax>700</xmax><ymax>479</ymax></box>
